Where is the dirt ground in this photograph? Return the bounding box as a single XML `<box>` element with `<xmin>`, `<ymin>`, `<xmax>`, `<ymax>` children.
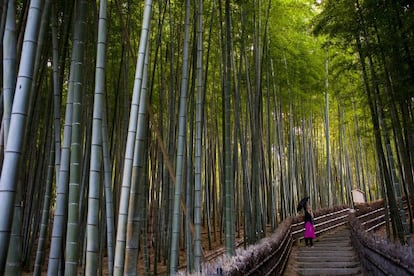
<box><xmin>22</xmin><ymin>229</ymin><xmax>234</xmax><ymax>275</ymax></box>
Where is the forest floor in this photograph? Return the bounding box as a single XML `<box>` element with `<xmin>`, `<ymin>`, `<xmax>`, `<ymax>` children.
<box><xmin>374</xmin><ymin>220</ymin><xmax>414</xmax><ymax>247</ymax></box>
<box><xmin>22</xmin><ymin>228</ymin><xmax>244</xmax><ymax>275</ymax></box>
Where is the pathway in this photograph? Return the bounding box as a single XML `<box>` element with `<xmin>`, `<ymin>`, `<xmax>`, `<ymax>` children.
<box><xmin>285</xmin><ymin>226</ymin><xmax>364</xmax><ymax>275</ymax></box>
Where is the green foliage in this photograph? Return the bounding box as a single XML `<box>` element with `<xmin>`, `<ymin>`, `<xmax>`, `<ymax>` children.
<box><xmin>267</xmin><ymin>0</ymin><xmax>326</xmax><ymax>115</ymax></box>
<box><xmin>313</xmin><ymin>0</ymin><xmax>414</xmax><ymax>102</ymax></box>
<box><xmin>312</xmin><ymin>0</ymin><xmax>358</xmax><ymax>40</ymax></box>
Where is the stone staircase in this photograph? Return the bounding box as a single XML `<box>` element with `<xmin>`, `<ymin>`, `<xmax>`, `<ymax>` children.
<box><xmin>294</xmin><ymin>226</ymin><xmax>364</xmax><ymax>275</ymax></box>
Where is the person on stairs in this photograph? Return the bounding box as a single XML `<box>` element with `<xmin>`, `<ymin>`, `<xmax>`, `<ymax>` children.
<box><xmin>304</xmin><ymin>204</ymin><xmax>316</xmax><ymax>247</ymax></box>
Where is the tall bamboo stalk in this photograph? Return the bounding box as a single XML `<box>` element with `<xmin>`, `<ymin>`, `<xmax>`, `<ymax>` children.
<box><xmin>113</xmin><ymin>0</ymin><xmax>152</xmax><ymax>273</ymax></box>
<box><xmin>2</xmin><ymin>0</ymin><xmax>16</xmax><ymax>145</ymax></box>
<box><xmin>124</xmin><ymin>38</ymin><xmax>150</xmax><ymax>275</ymax></box>
<box><xmin>3</xmin><ymin>1</ymin><xmax>19</xmax><ymax>273</ymax></box>
<box><xmin>34</xmin><ymin>138</ymin><xmax>54</xmax><ymax>276</ymax></box>
<box><xmin>386</xmin><ymin>144</ymin><xmax>411</xmax><ymax>244</ymax></box>
<box><xmin>0</xmin><ymin>1</ymin><xmax>43</xmax><ymax>272</ymax></box>
<box><xmin>102</xmin><ymin>96</ymin><xmax>114</xmax><ymax>276</ymax></box>
<box><xmin>194</xmin><ymin>0</ymin><xmax>204</xmax><ymax>271</ymax></box>
<box><xmin>325</xmin><ymin>57</ymin><xmax>332</xmax><ymax>206</ymax></box>
<box><xmin>64</xmin><ymin>1</ymin><xmax>87</xmax><ymax>274</ymax></box>
<box><xmin>86</xmin><ymin>0</ymin><xmax>107</xmax><ymax>274</ymax></box>
<box><xmin>224</xmin><ymin>0</ymin><xmax>235</xmax><ymax>256</ymax></box>
<box><xmin>170</xmin><ymin>0</ymin><xmax>191</xmax><ymax>271</ymax></box>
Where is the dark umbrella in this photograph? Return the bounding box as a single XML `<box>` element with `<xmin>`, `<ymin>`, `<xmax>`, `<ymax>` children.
<box><xmin>297</xmin><ymin>196</ymin><xmax>310</xmax><ymax>212</ymax></box>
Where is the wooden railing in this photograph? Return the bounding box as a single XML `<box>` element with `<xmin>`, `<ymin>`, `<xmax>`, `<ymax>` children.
<box><xmin>208</xmin><ymin>217</ymin><xmax>293</xmax><ymax>276</ymax></box>
<box><xmin>291</xmin><ymin>207</ymin><xmax>350</xmax><ymax>243</ymax></box>
<box><xmin>350</xmin><ymin>213</ymin><xmax>414</xmax><ymax>275</ymax></box>
<box><xmin>244</xmin><ymin>223</ymin><xmax>293</xmax><ymax>276</ymax></box>
<box><xmin>349</xmin><ymin>200</ymin><xmax>414</xmax><ymax>275</ymax></box>
<box><xmin>354</xmin><ymin>199</ymin><xmax>410</xmax><ymax>232</ymax></box>
<box><xmin>357</xmin><ymin>206</ymin><xmax>386</xmax><ymax>232</ymax></box>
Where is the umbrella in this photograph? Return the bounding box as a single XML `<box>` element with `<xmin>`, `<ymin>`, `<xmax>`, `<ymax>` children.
<box><xmin>297</xmin><ymin>196</ymin><xmax>310</xmax><ymax>212</ymax></box>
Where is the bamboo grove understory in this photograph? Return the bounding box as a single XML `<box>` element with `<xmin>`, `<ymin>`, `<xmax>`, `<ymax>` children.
<box><xmin>0</xmin><ymin>0</ymin><xmax>413</xmax><ymax>275</ymax></box>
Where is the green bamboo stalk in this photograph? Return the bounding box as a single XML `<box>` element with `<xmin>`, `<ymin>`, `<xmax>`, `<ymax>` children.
<box><xmin>113</xmin><ymin>0</ymin><xmax>152</xmax><ymax>274</ymax></box>
<box><xmin>47</xmin><ymin>55</ymin><xmax>73</xmax><ymax>276</ymax></box>
<box><xmin>2</xmin><ymin>0</ymin><xmax>16</xmax><ymax>144</ymax></box>
<box><xmin>238</xmin><ymin>5</ymin><xmax>253</xmax><ymax>244</ymax></box>
<box><xmin>194</xmin><ymin>0</ymin><xmax>204</xmax><ymax>271</ymax></box>
<box><xmin>338</xmin><ymin>103</ymin><xmax>345</xmax><ymax>205</ymax></box>
<box><xmin>65</xmin><ymin>0</ymin><xmax>87</xmax><ymax>274</ymax></box>
<box><xmin>47</xmin><ymin>7</ymin><xmax>73</xmax><ymax>272</ymax></box>
<box><xmin>102</xmin><ymin>96</ymin><xmax>114</xmax><ymax>276</ymax></box>
<box><xmin>3</xmin><ymin>2</ymin><xmax>19</xmax><ymax>273</ymax></box>
<box><xmin>86</xmin><ymin>0</ymin><xmax>107</xmax><ymax>274</ymax></box>
<box><xmin>34</xmin><ymin>139</ymin><xmax>54</xmax><ymax>276</ymax></box>
<box><xmin>343</xmin><ymin>127</ymin><xmax>354</xmax><ymax>206</ymax></box>
<box><xmin>224</xmin><ymin>0</ymin><xmax>235</xmax><ymax>256</ymax></box>
<box><xmin>0</xmin><ymin>1</ymin><xmax>43</xmax><ymax>272</ymax></box>
<box><xmin>186</xmin><ymin>82</ymin><xmax>195</xmax><ymax>274</ymax></box>
<box><xmin>270</xmin><ymin>58</ymin><xmax>279</xmax><ymax>227</ymax></box>
<box><xmin>170</xmin><ymin>0</ymin><xmax>191</xmax><ymax>271</ymax></box>
<box><xmin>386</xmin><ymin>144</ymin><xmax>411</xmax><ymax>244</ymax></box>
<box><xmin>16</xmin><ymin>2</ymin><xmax>52</xmax><ymax>273</ymax></box>
<box><xmin>51</xmin><ymin>3</ymin><xmax>61</xmax><ymax>185</ymax></box>
<box><xmin>325</xmin><ymin>57</ymin><xmax>332</xmax><ymax>207</ymax></box>
<box><xmin>125</xmin><ymin>39</ymin><xmax>150</xmax><ymax>275</ymax></box>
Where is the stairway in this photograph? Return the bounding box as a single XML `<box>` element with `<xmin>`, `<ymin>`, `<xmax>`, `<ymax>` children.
<box><xmin>294</xmin><ymin>226</ymin><xmax>364</xmax><ymax>275</ymax></box>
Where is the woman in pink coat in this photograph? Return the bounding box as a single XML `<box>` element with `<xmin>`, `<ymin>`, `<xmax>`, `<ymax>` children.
<box><xmin>304</xmin><ymin>205</ymin><xmax>316</xmax><ymax>247</ymax></box>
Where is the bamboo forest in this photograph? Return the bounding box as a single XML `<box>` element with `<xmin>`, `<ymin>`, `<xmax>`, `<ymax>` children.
<box><xmin>0</xmin><ymin>0</ymin><xmax>413</xmax><ymax>275</ymax></box>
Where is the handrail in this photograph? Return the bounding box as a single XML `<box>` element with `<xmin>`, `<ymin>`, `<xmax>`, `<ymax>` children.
<box><xmin>356</xmin><ymin>207</ymin><xmax>384</xmax><ymax>220</ymax></box>
<box><xmin>349</xmin><ymin>213</ymin><xmax>414</xmax><ymax>275</ymax></box>
<box><xmin>365</xmin><ymin>220</ymin><xmax>386</xmax><ymax>233</ymax></box>
<box><xmin>315</xmin><ymin>219</ymin><xmax>348</xmax><ymax>235</ymax></box>
<box><xmin>204</xmin><ymin>218</ymin><xmax>293</xmax><ymax>276</ymax></box>
<box><xmin>361</xmin><ymin>214</ymin><xmax>385</xmax><ymax>227</ymax></box>
<box><xmin>291</xmin><ymin>214</ymin><xmax>349</xmax><ymax>237</ymax></box>
<box><xmin>245</xmin><ymin>223</ymin><xmax>293</xmax><ymax>275</ymax></box>
<box><xmin>314</xmin><ymin>208</ymin><xmax>352</xmax><ymax>220</ymax></box>
<box><xmin>291</xmin><ymin>207</ymin><xmax>351</xmax><ymax>228</ymax></box>
<box><xmin>354</xmin><ymin>202</ymin><xmax>387</xmax><ymax>232</ymax></box>
<box><xmin>315</xmin><ymin>213</ymin><xmax>349</xmax><ymax>229</ymax></box>
<box><xmin>291</xmin><ymin>207</ymin><xmax>350</xmax><ymax>241</ymax></box>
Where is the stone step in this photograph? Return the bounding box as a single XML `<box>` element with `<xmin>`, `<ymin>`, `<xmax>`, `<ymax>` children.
<box><xmin>318</xmin><ymin>232</ymin><xmax>350</xmax><ymax>238</ymax></box>
<box><xmin>297</xmin><ymin>255</ymin><xmax>358</xmax><ymax>263</ymax></box>
<box><xmin>299</xmin><ymin>250</ymin><xmax>355</xmax><ymax>256</ymax></box>
<box><xmin>316</xmin><ymin>233</ymin><xmax>349</xmax><ymax>237</ymax></box>
<box><xmin>296</xmin><ymin>267</ymin><xmax>362</xmax><ymax>275</ymax></box>
<box><xmin>298</xmin><ymin>250</ymin><xmax>356</xmax><ymax>258</ymax></box>
<box><xmin>293</xmin><ymin>226</ymin><xmax>364</xmax><ymax>276</ymax></box>
<box><xmin>309</xmin><ymin>244</ymin><xmax>351</xmax><ymax>249</ymax></box>
<box><xmin>319</xmin><ymin>236</ymin><xmax>350</xmax><ymax>242</ymax></box>
<box><xmin>301</xmin><ymin>244</ymin><xmax>352</xmax><ymax>250</ymax></box>
<box><xmin>297</xmin><ymin>261</ymin><xmax>360</xmax><ymax>269</ymax></box>
<box><xmin>315</xmin><ymin>239</ymin><xmax>350</xmax><ymax>243</ymax></box>
<box><xmin>321</xmin><ymin>229</ymin><xmax>349</xmax><ymax>235</ymax></box>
